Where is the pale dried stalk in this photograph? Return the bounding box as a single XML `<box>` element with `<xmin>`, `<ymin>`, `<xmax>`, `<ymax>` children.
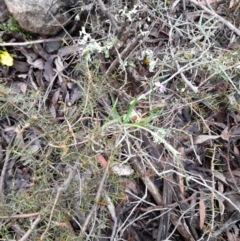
<box><xmin>189</xmin><ymin>0</ymin><xmax>240</xmax><ymax>36</ymax></box>
<box><xmin>19</xmin><ymin>215</ymin><xmax>41</xmax><ymax>241</ymax></box>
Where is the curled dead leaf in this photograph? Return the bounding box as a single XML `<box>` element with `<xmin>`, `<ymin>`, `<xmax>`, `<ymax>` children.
<box><xmin>194</xmin><ymin>135</ymin><xmax>219</xmax><ymax>144</ymax></box>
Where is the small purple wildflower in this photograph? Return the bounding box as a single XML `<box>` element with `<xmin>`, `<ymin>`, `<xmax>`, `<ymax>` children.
<box><xmin>154</xmin><ymin>82</ymin><xmax>165</xmax><ymax>94</ymax></box>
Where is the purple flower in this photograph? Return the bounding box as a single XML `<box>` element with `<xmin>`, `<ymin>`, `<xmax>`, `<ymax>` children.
<box><xmin>154</xmin><ymin>82</ymin><xmax>165</xmax><ymax>93</ymax></box>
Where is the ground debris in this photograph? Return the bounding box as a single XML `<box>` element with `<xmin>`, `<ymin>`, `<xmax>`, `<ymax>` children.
<box><xmin>0</xmin><ymin>0</ymin><xmax>240</xmax><ymax>240</ymax></box>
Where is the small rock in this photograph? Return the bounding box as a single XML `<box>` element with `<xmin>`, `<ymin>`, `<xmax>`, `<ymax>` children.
<box><xmin>4</xmin><ymin>0</ymin><xmax>78</xmax><ymax>35</ymax></box>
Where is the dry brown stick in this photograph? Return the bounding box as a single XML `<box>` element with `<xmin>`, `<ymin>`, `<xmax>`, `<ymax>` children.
<box><xmin>18</xmin><ymin>215</ymin><xmax>41</xmax><ymax>241</ymax></box>
<box><xmin>0</xmin><ymin>212</ymin><xmax>40</xmax><ymax>219</ymax></box>
<box><xmin>189</xmin><ymin>0</ymin><xmax>240</xmax><ymax>36</ymax></box>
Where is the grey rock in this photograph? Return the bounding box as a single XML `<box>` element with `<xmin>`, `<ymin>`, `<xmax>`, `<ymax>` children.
<box><xmin>4</xmin><ymin>0</ymin><xmax>78</xmax><ymax>35</ymax></box>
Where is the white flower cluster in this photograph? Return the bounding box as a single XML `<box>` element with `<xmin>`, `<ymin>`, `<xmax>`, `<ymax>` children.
<box><xmin>118</xmin><ymin>5</ymin><xmax>139</xmax><ymax>22</ymax></box>
<box><xmin>78</xmin><ymin>27</ymin><xmax>117</xmax><ymax>60</ymax></box>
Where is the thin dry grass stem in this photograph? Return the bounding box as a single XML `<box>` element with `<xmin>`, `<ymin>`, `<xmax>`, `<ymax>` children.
<box><xmin>72</xmin><ymin>117</ymin><xmax>102</xmax><ymax>128</ymax></box>
<box><xmin>0</xmin><ymin>212</ymin><xmax>40</xmax><ymax>219</ymax></box>
<box><xmin>0</xmin><ymin>37</ymin><xmax>79</xmax><ymax>47</ymax></box>
<box><xmin>47</xmin><ymin>11</ymin><xmax>75</xmax><ymax>40</ymax></box>
<box><xmin>129</xmin><ymin>157</ymin><xmax>161</xmax><ymax>205</ymax></box>
<box><xmin>103</xmin><ymin>190</ymin><xmax>118</xmax><ymax>241</ymax></box>
<box><xmin>126</xmin><ymin>189</ymin><xmax>156</xmax><ymax>208</ymax></box>
<box><xmin>10</xmin><ymin>223</ymin><xmax>25</xmax><ymax>238</ymax></box>
<box><xmin>189</xmin><ymin>0</ymin><xmax>240</xmax><ymax>36</ymax></box>
<box><xmin>80</xmin><ymin>158</ymin><xmax>110</xmax><ymax>237</ymax></box>
<box><xmin>139</xmin><ymin>194</ymin><xmax>199</xmax><ymax>212</ymax></box>
<box><xmin>40</xmin><ymin>163</ymin><xmax>79</xmax><ymax>240</ymax></box>
<box><xmin>0</xmin><ymin>239</ymin><xmax>16</xmax><ymax>241</ymax></box>
<box><xmin>0</xmin><ymin>134</ymin><xmax>16</xmax><ymax>197</ymax></box>
<box><xmin>210</xmin><ymin>145</ymin><xmax>217</xmax><ymax>235</ymax></box>
<box><xmin>9</xmin><ymin>101</ymin><xmax>31</xmax><ymax>118</ymax></box>
<box><xmin>18</xmin><ymin>215</ymin><xmax>41</xmax><ymax>241</ymax></box>
<box><xmin>41</xmin><ymin>72</ymin><xmax>59</xmax><ymax>109</ymax></box>
<box><xmin>77</xmin><ymin>62</ymin><xmax>91</xmax><ymax>122</ymax></box>
<box><xmin>212</xmin><ymin>211</ymin><xmax>240</xmax><ymax>237</ymax></box>
<box><xmin>218</xmin><ymin>65</ymin><xmax>239</xmax><ymax>92</ymax></box>
<box><xmin>48</xmin><ymin>139</ymin><xmax>88</xmax><ymax>149</ymax></box>
<box><xmin>59</xmin><ymin>101</ymin><xmax>77</xmax><ymax>145</ymax></box>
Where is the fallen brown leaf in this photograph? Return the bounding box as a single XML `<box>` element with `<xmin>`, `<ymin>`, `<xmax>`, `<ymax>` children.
<box><xmin>194</xmin><ymin>135</ymin><xmax>219</xmax><ymax>144</ymax></box>
<box><xmin>199</xmin><ymin>190</ymin><xmax>206</xmax><ymax>230</ymax></box>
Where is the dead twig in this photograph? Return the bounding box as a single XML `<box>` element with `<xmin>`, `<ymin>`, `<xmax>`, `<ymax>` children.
<box><xmin>18</xmin><ymin>215</ymin><xmax>41</xmax><ymax>241</ymax></box>
<box><xmin>210</xmin><ymin>145</ymin><xmax>217</xmax><ymax>235</ymax></box>
<box><xmin>0</xmin><ymin>37</ymin><xmax>79</xmax><ymax>47</ymax></box>
<box><xmin>189</xmin><ymin>0</ymin><xmax>240</xmax><ymax>36</ymax></box>
<box><xmin>0</xmin><ymin>212</ymin><xmax>40</xmax><ymax>219</ymax></box>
